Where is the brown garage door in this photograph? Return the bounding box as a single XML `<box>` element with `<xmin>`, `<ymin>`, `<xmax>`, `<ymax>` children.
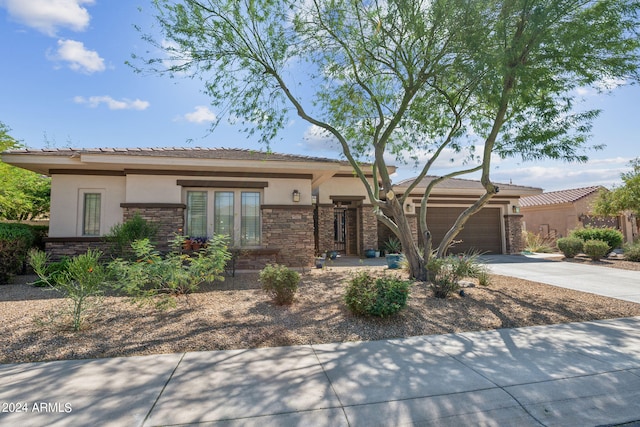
<box><xmin>426</xmin><ymin>207</ymin><xmax>502</xmax><ymax>254</ymax></box>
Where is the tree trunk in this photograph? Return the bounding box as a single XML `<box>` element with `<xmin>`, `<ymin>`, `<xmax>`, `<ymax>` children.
<box><xmin>387</xmin><ymin>199</ymin><xmax>427</xmax><ymax>281</ymax></box>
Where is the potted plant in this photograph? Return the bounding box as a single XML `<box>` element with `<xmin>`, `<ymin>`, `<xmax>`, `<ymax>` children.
<box><xmin>364</xmin><ymin>248</ymin><xmax>376</xmax><ymax>258</ymax></box>
<box><xmin>182</xmin><ymin>237</ymin><xmax>192</xmax><ymax>251</ymax></box>
<box><xmin>190</xmin><ymin>236</ymin><xmax>208</xmax><ymax>251</ymax></box>
<box><xmin>384</xmin><ymin>237</ymin><xmax>403</xmax><ymax>269</ymax></box>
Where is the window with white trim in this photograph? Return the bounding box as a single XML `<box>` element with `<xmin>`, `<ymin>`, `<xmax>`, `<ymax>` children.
<box><xmin>185</xmin><ymin>189</ymin><xmax>262</xmax><ymax>247</ymax></box>
<box><xmin>82</xmin><ymin>192</ymin><xmax>102</xmax><ymax>236</ymax></box>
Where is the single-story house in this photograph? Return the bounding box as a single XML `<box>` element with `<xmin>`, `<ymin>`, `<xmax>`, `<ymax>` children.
<box><xmin>2</xmin><ymin>147</ymin><xmax>541</xmax><ymax>267</ymax></box>
<box><xmin>520</xmin><ymin>186</ymin><xmax>638</xmax><ymax>243</ymax></box>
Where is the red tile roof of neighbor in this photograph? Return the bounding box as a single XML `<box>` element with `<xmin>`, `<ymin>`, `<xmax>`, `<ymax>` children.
<box><xmin>519</xmin><ymin>186</ymin><xmax>603</xmax><ymax>207</ymax></box>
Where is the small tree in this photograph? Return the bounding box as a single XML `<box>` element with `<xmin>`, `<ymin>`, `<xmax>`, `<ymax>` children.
<box><xmin>30</xmin><ymin>249</ymin><xmax>110</xmax><ymax>331</ymax></box>
<box><xmin>0</xmin><ymin>122</ymin><xmax>51</xmax><ymax>221</ymax></box>
<box><xmin>594</xmin><ymin>158</ymin><xmax>640</xmax><ymax>218</ymax></box>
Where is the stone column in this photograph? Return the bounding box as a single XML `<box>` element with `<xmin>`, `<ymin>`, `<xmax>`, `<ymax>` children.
<box><xmin>504</xmin><ymin>214</ymin><xmax>524</xmax><ymax>254</ymax></box>
<box><xmin>359</xmin><ymin>205</ymin><xmax>378</xmax><ymax>255</ymax></box>
<box><xmin>316</xmin><ymin>204</ymin><xmax>334</xmax><ymax>256</ymax></box>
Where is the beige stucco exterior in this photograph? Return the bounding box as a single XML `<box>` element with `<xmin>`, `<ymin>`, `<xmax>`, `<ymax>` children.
<box><xmin>49</xmin><ymin>174</ymin><xmax>125</xmax><ymax>238</ymax></box>
<box><xmin>521</xmin><ymin>190</ymin><xmax>638</xmax><ymax>243</ymax></box>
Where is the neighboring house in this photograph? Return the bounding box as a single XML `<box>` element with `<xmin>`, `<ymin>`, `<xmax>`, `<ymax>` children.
<box><xmin>2</xmin><ymin>147</ymin><xmax>541</xmax><ymax>267</ymax></box>
<box><xmin>520</xmin><ymin>186</ymin><xmax>638</xmax><ymax>243</ymax></box>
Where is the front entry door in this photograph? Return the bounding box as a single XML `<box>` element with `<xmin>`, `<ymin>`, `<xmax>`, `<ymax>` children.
<box><xmin>334</xmin><ymin>207</ymin><xmax>346</xmax><ymax>253</ymax></box>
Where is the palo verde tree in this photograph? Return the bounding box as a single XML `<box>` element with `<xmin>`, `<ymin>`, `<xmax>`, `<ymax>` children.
<box><xmin>135</xmin><ymin>0</ymin><xmax>639</xmax><ymax>280</ymax></box>
<box><xmin>0</xmin><ymin>122</ymin><xmax>51</xmax><ymax>221</ymax></box>
<box><xmin>594</xmin><ymin>157</ymin><xmax>640</xmax><ymax>217</ymax></box>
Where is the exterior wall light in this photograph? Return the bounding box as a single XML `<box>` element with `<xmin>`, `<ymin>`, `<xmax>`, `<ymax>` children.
<box><xmin>292</xmin><ymin>189</ymin><xmax>301</xmax><ymax>202</ymax></box>
<box><xmin>512</xmin><ymin>205</ymin><xmax>520</xmax><ymax>213</ymax></box>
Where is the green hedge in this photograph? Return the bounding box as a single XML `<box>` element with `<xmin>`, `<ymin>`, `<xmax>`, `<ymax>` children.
<box><xmin>569</xmin><ymin>227</ymin><xmax>623</xmax><ymax>253</ymax></box>
<box><xmin>0</xmin><ymin>223</ymin><xmax>36</xmax><ymax>283</ymax></box>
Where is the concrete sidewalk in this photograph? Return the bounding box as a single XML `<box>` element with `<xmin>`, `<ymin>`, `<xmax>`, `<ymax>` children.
<box><xmin>2</xmin><ymin>317</ymin><xmax>640</xmax><ymax>427</ymax></box>
<box><xmin>483</xmin><ymin>254</ymin><xmax>640</xmax><ymax>303</ymax></box>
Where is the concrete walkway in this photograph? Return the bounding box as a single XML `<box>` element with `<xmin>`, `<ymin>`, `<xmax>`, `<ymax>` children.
<box><xmin>483</xmin><ymin>254</ymin><xmax>640</xmax><ymax>303</ymax></box>
<box><xmin>1</xmin><ymin>317</ymin><xmax>640</xmax><ymax>426</ymax></box>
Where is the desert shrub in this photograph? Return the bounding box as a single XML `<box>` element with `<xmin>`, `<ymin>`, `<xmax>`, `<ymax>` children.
<box><xmin>583</xmin><ymin>239</ymin><xmax>610</xmax><ymax>261</ymax></box>
<box><xmin>427</xmin><ymin>252</ymin><xmax>484</xmax><ymax>298</ymax></box>
<box><xmin>30</xmin><ymin>249</ymin><xmax>110</xmax><ymax>331</ymax></box>
<box><xmin>32</xmin><ymin>256</ymin><xmax>70</xmax><ymax>287</ymax></box>
<box><xmin>623</xmin><ymin>240</ymin><xmax>640</xmax><ymax>262</ymax></box>
<box><xmin>523</xmin><ymin>231</ymin><xmax>554</xmax><ymax>253</ymax></box>
<box><xmin>344</xmin><ymin>271</ymin><xmax>377</xmax><ymax>315</ymax></box>
<box><xmin>570</xmin><ymin>227</ymin><xmax>623</xmax><ymax>252</ymax></box>
<box><xmin>104</xmin><ymin>213</ymin><xmax>158</xmax><ymax>259</ymax></box>
<box><xmin>556</xmin><ymin>237</ymin><xmax>583</xmax><ymax>258</ymax></box>
<box><xmin>0</xmin><ymin>223</ymin><xmax>35</xmax><ymax>283</ymax></box>
<box><xmin>477</xmin><ymin>269</ymin><xmax>492</xmax><ymax>287</ymax></box>
<box><xmin>259</xmin><ymin>263</ymin><xmax>300</xmax><ymax>305</ymax></box>
<box><xmin>109</xmin><ymin>235</ymin><xmax>230</xmax><ymax>309</ymax></box>
<box><xmin>344</xmin><ymin>271</ymin><xmax>411</xmax><ymax>317</ymax></box>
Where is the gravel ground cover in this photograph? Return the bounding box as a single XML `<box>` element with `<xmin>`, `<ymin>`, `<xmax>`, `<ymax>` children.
<box><xmin>2</xmin><ymin>256</ymin><xmax>639</xmax><ymax>364</ymax></box>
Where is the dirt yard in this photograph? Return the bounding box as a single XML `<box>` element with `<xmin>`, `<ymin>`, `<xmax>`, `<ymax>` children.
<box><xmin>2</xmin><ymin>257</ymin><xmax>639</xmax><ymax>364</ymax></box>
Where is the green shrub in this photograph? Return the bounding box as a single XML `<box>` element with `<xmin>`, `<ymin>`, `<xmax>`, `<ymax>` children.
<box><xmin>556</xmin><ymin>237</ymin><xmax>583</xmax><ymax>258</ymax></box>
<box><xmin>583</xmin><ymin>239</ymin><xmax>610</xmax><ymax>261</ymax></box>
<box><xmin>32</xmin><ymin>256</ymin><xmax>70</xmax><ymax>287</ymax></box>
<box><xmin>427</xmin><ymin>252</ymin><xmax>484</xmax><ymax>298</ymax></box>
<box><xmin>623</xmin><ymin>240</ymin><xmax>640</xmax><ymax>262</ymax></box>
<box><xmin>259</xmin><ymin>263</ymin><xmax>300</xmax><ymax>305</ymax></box>
<box><xmin>109</xmin><ymin>235</ymin><xmax>230</xmax><ymax>309</ymax></box>
<box><xmin>0</xmin><ymin>223</ymin><xmax>35</xmax><ymax>283</ymax></box>
<box><xmin>344</xmin><ymin>271</ymin><xmax>377</xmax><ymax>315</ymax></box>
<box><xmin>30</xmin><ymin>249</ymin><xmax>110</xmax><ymax>331</ymax></box>
<box><xmin>570</xmin><ymin>227</ymin><xmax>623</xmax><ymax>252</ymax></box>
<box><xmin>104</xmin><ymin>213</ymin><xmax>158</xmax><ymax>259</ymax></box>
<box><xmin>28</xmin><ymin>224</ymin><xmax>49</xmax><ymax>250</ymax></box>
<box><xmin>344</xmin><ymin>271</ymin><xmax>411</xmax><ymax>317</ymax></box>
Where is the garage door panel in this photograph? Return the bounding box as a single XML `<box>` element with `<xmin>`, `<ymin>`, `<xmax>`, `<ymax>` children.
<box><xmin>426</xmin><ymin>207</ymin><xmax>502</xmax><ymax>254</ymax></box>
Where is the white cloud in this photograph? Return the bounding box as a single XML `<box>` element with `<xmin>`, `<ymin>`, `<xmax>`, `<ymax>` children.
<box><xmin>184</xmin><ymin>106</ymin><xmax>217</xmax><ymax>124</ymax></box>
<box><xmin>490</xmin><ymin>157</ymin><xmax>633</xmax><ymax>192</ymax></box>
<box><xmin>300</xmin><ymin>125</ymin><xmax>341</xmax><ymax>152</ymax></box>
<box><xmin>49</xmin><ymin>39</ymin><xmax>104</xmax><ymax>74</ymax></box>
<box><xmin>74</xmin><ymin>95</ymin><xmax>150</xmax><ymax>110</ymax></box>
<box><xmin>2</xmin><ymin>0</ymin><xmax>94</xmax><ymax>36</ymax></box>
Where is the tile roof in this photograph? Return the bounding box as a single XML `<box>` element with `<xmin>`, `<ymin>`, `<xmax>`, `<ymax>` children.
<box><xmin>395</xmin><ymin>175</ymin><xmax>541</xmax><ymax>192</ymax></box>
<box><xmin>519</xmin><ymin>186</ymin><xmax>603</xmax><ymax>207</ymax></box>
<box><xmin>4</xmin><ymin>147</ymin><xmax>351</xmax><ymax>164</ymax></box>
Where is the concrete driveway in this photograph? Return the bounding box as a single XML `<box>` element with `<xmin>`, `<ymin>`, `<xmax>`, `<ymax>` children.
<box><xmin>482</xmin><ymin>254</ymin><xmax>640</xmax><ymax>303</ymax></box>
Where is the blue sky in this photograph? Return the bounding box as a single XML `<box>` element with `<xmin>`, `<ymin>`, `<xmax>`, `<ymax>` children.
<box><xmin>1</xmin><ymin>0</ymin><xmax>638</xmax><ymax>192</ymax></box>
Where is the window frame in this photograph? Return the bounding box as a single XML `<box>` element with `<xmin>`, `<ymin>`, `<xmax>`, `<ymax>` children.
<box><xmin>184</xmin><ymin>188</ymin><xmax>262</xmax><ymax>248</ymax></box>
<box><xmin>78</xmin><ymin>189</ymin><xmax>105</xmax><ymax>237</ymax></box>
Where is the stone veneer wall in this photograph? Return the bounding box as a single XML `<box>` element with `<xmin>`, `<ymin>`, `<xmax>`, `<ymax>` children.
<box><xmin>359</xmin><ymin>205</ymin><xmax>378</xmax><ymax>254</ymax></box>
<box><xmin>316</xmin><ymin>205</ymin><xmax>335</xmax><ymax>256</ymax></box>
<box><xmin>45</xmin><ymin>239</ymin><xmax>113</xmax><ymax>262</ymax></box>
<box><xmin>262</xmin><ymin>205</ymin><xmax>315</xmax><ymax>267</ymax></box>
<box><xmin>504</xmin><ymin>214</ymin><xmax>524</xmax><ymax>254</ymax></box>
